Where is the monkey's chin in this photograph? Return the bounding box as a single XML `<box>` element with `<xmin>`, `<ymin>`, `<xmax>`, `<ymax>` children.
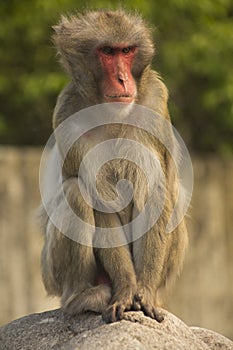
<box><xmin>104</xmin><ymin>96</ymin><xmax>135</xmax><ymax>104</ymax></box>
<box><xmin>102</xmin><ymin>99</ymin><xmax>135</xmax><ymax>118</ymax></box>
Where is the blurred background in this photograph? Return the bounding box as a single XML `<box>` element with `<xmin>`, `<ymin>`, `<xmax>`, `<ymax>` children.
<box><xmin>0</xmin><ymin>0</ymin><xmax>232</xmax><ymax>339</ymax></box>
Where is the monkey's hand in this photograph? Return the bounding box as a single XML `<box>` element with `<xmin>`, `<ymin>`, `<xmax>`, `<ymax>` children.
<box><xmin>102</xmin><ymin>286</ymin><xmax>135</xmax><ymax>323</ymax></box>
<box><xmin>63</xmin><ymin>285</ymin><xmax>111</xmax><ymax>315</ymax></box>
<box><xmin>133</xmin><ymin>285</ymin><xmax>164</xmax><ymax>322</ymax></box>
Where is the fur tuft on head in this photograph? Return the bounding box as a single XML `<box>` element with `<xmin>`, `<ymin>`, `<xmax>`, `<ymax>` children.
<box><xmin>53</xmin><ymin>9</ymin><xmax>155</xmax><ymax>83</ymax></box>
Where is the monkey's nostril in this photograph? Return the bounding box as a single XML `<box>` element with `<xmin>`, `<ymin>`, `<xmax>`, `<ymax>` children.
<box><xmin>118</xmin><ymin>77</ymin><xmax>124</xmax><ymax>85</ymax></box>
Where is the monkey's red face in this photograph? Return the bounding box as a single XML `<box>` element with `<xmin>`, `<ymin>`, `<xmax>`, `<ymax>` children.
<box><xmin>97</xmin><ymin>46</ymin><xmax>137</xmax><ymax>103</ymax></box>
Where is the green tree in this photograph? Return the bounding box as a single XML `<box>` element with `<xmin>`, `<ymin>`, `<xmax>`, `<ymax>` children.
<box><xmin>0</xmin><ymin>0</ymin><xmax>232</xmax><ymax>154</ymax></box>
<box><xmin>150</xmin><ymin>0</ymin><xmax>233</xmax><ymax>154</ymax></box>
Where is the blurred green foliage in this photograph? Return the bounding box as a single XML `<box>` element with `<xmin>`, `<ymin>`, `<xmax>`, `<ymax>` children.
<box><xmin>0</xmin><ymin>0</ymin><xmax>232</xmax><ymax>154</ymax></box>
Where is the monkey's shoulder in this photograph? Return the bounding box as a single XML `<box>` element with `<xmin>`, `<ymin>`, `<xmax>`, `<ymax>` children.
<box><xmin>138</xmin><ymin>68</ymin><xmax>169</xmax><ymax>116</ymax></box>
<box><xmin>52</xmin><ymin>82</ymin><xmax>86</xmax><ymax>128</ymax></box>
<box><xmin>142</xmin><ymin>69</ymin><xmax>168</xmax><ymax>100</ymax></box>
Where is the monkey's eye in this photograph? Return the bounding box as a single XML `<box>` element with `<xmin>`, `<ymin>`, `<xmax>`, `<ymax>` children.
<box><xmin>102</xmin><ymin>46</ymin><xmax>115</xmax><ymax>55</ymax></box>
<box><xmin>122</xmin><ymin>47</ymin><xmax>133</xmax><ymax>54</ymax></box>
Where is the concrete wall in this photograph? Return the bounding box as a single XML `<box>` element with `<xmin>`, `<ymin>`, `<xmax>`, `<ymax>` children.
<box><xmin>0</xmin><ymin>147</ymin><xmax>232</xmax><ymax>338</ymax></box>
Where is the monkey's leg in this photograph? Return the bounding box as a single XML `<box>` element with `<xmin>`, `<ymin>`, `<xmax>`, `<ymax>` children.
<box><xmin>94</xmin><ymin>211</ymin><xmax>137</xmax><ymax>323</ymax></box>
<box><xmin>132</xmin><ymin>214</ymin><xmax>168</xmax><ymax>322</ymax></box>
<box><xmin>41</xmin><ymin>178</ymin><xmax>111</xmax><ymax>315</ymax></box>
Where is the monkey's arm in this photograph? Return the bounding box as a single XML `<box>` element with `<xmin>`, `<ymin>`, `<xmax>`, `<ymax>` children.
<box><xmin>94</xmin><ymin>211</ymin><xmax>137</xmax><ymax>323</ymax></box>
<box><xmin>137</xmin><ymin>68</ymin><xmax>170</xmax><ymax>120</ymax></box>
<box><xmin>52</xmin><ymin>82</ymin><xmax>88</xmax><ymax>128</ymax></box>
<box><xmin>52</xmin><ymin>83</ymin><xmax>93</xmax><ymax>177</ymax></box>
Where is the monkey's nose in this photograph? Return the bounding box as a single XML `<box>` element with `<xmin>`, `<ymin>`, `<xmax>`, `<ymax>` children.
<box><xmin>117</xmin><ymin>74</ymin><xmax>128</xmax><ymax>93</ymax></box>
<box><xmin>118</xmin><ymin>71</ymin><xmax>128</xmax><ymax>82</ymax></box>
<box><xmin>118</xmin><ymin>77</ymin><xmax>124</xmax><ymax>85</ymax></box>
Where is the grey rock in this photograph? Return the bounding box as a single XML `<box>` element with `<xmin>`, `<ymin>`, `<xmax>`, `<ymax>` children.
<box><xmin>0</xmin><ymin>309</ymin><xmax>232</xmax><ymax>350</ymax></box>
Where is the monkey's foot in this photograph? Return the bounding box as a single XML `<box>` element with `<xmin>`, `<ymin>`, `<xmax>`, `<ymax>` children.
<box><xmin>102</xmin><ymin>289</ymin><xmax>134</xmax><ymax>323</ymax></box>
<box><xmin>63</xmin><ymin>284</ymin><xmax>111</xmax><ymax>315</ymax></box>
<box><xmin>133</xmin><ymin>287</ymin><xmax>164</xmax><ymax>323</ymax></box>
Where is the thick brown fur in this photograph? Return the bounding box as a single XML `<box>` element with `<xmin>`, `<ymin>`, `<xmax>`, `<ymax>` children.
<box><xmin>40</xmin><ymin>9</ymin><xmax>188</xmax><ymax>323</ymax></box>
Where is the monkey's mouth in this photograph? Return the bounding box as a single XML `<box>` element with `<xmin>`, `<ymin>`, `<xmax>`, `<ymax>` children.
<box><xmin>104</xmin><ymin>94</ymin><xmax>134</xmax><ymax>103</ymax></box>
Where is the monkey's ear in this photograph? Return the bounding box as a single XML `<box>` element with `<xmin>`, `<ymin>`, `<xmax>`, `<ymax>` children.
<box><xmin>52</xmin><ymin>15</ymin><xmax>70</xmax><ymax>34</ymax></box>
<box><xmin>52</xmin><ymin>15</ymin><xmax>73</xmax><ymax>54</ymax></box>
<box><xmin>52</xmin><ymin>25</ymin><xmax>60</xmax><ymax>34</ymax></box>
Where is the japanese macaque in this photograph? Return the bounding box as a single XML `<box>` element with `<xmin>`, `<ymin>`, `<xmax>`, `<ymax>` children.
<box><xmin>39</xmin><ymin>9</ymin><xmax>188</xmax><ymax>323</ymax></box>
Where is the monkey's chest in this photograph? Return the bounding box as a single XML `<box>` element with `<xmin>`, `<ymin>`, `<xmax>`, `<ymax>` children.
<box><xmin>94</xmin><ymin>159</ymin><xmax>148</xmax><ymax>214</ymax></box>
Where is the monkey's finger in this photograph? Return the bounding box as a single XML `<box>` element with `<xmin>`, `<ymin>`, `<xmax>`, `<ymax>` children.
<box><xmin>116</xmin><ymin>304</ymin><xmax>125</xmax><ymax>320</ymax></box>
<box><xmin>102</xmin><ymin>305</ymin><xmax>117</xmax><ymax>323</ymax></box>
<box><xmin>132</xmin><ymin>298</ymin><xmax>141</xmax><ymax>311</ymax></box>
<box><xmin>134</xmin><ymin>293</ymin><xmax>143</xmax><ymax>303</ymax></box>
<box><xmin>141</xmin><ymin>304</ymin><xmax>154</xmax><ymax>319</ymax></box>
<box><xmin>141</xmin><ymin>304</ymin><xmax>164</xmax><ymax>323</ymax></box>
<box><xmin>152</xmin><ymin>308</ymin><xmax>164</xmax><ymax>323</ymax></box>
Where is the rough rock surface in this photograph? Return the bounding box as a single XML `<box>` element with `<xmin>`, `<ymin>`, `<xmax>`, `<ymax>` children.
<box><xmin>0</xmin><ymin>309</ymin><xmax>232</xmax><ymax>350</ymax></box>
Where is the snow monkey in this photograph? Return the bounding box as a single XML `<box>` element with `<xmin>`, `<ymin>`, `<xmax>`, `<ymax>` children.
<box><xmin>39</xmin><ymin>9</ymin><xmax>188</xmax><ymax>323</ymax></box>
